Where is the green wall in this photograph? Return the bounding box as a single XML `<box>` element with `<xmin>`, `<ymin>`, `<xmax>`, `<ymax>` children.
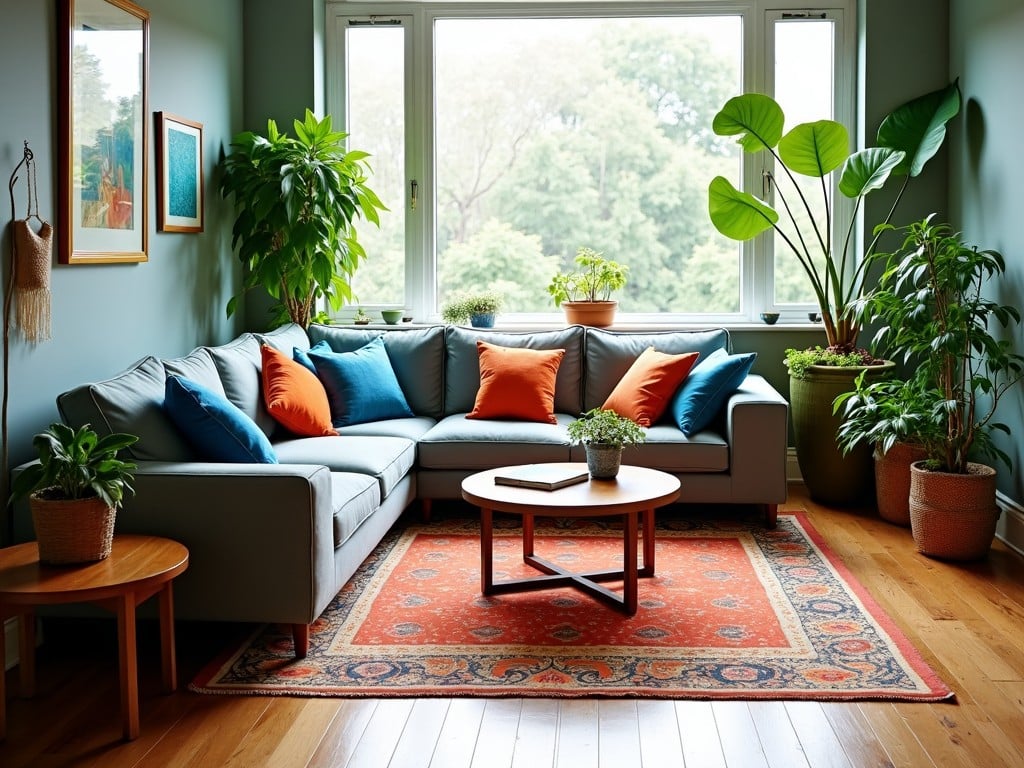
<box><xmin>0</xmin><ymin>0</ymin><xmax>245</xmax><ymax>531</ymax></box>
<box><xmin>950</xmin><ymin>0</ymin><xmax>1024</xmax><ymax>546</ymax></box>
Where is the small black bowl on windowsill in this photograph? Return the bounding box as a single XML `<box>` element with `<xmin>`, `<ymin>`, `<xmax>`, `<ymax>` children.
<box><xmin>808</xmin><ymin>311</ymin><xmax>822</xmax><ymax>323</ymax></box>
<box><xmin>760</xmin><ymin>312</ymin><xmax>780</xmax><ymax>325</ymax></box>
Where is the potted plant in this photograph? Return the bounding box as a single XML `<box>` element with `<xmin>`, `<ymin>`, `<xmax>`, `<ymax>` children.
<box><xmin>707</xmin><ymin>82</ymin><xmax>960</xmax><ymax>504</ymax></box>
<box><xmin>567</xmin><ymin>408</ymin><xmax>646</xmax><ymax>479</ymax></box>
<box><xmin>547</xmin><ymin>247</ymin><xmax>628</xmax><ymax>327</ymax></box>
<box><xmin>440</xmin><ymin>289</ymin><xmax>504</xmax><ymax>328</ymax></box>
<box><xmin>855</xmin><ymin>216</ymin><xmax>1024</xmax><ymax>559</ymax></box>
<box><xmin>219</xmin><ymin>109</ymin><xmax>388</xmax><ymax>329</ymax></box>
<box><xmin>9</xmin><ymin>423</ymin><xmax>138</xmax><ymax>564</ymax></box>
<box><xmin>352</xmin><ymin>307</ymin><xmax>371</xmax><ymax>325</ymax></box>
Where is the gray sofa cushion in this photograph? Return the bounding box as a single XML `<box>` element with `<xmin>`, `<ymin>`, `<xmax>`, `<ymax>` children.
<box><xmin>57</xmin><ymin>356</ymin><xmax>193</xmax><ymax>462</ymax></box>
<box><xmin>418</xmin><ymin>414</ymin><xmax>574</xmax><ymax>469</ymax></box>
<box><xmin>308</xmin><ymin>324</ymin><xmax>446</xmax><ymax>419</ymax></box>
<box><xmin>337</xmin><ymin>416</ymin><xmax>436</xmax><ymax>442</ymax></box>
<box><xmin>273</xmin><ymin>435</ymin><xmax>416</xmax><ymax>498</ymax></box>
<box><xmin>568</xmin><ymin>424</ymin><xmax>729</xmax><ymax>472</ymax></box>
<box><xmin>583</xmin><ymin>328</ymin><xmax>730</xmax><ymax>410</ymax></box>
<box><xmin>444</xmin><ymin>325</ymin><xmax>585</xmax><ymax>417</ymax></box>
<box><xmin>163</xmin><ymin>348</ymin><xmax>225</xmax><ymax>394</ymax></box>
<box><xmin>206</xmin><ymin>333</ymin><xmax>277</xmax><ymax>438</ymax></box>
<box><xmin>330</xmin><ymin>472</ymin><xmax>381</xmax><ymax>548</ymax></box>
<box><xmin>256</xmin><ymin>323</ymin><xmax>310</xmax><ymax>353</ymax></box>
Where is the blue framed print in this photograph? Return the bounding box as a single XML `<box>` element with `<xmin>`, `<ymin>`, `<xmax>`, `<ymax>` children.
<box><xmin>156</xmin><ymin>112</ymin><xmax>203</xmax><ymax>233</ymax></box>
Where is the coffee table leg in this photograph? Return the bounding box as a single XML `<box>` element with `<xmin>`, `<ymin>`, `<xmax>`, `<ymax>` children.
<box><xmin>116</xmin><ymin>594</ymin><xmax>140</xmax><ymax>741</ymax></box>
<box><xmin>522</xmin><ymin>513</ymin><xmax>535</xmax><ymax>558</ymax></box>
<box><xmin>640</xmin><ymin>508</ymin><xmax>656</xmax><ymax>577</ymax></box>
<box><xmin>480</xmin><ymin>507</ymin><xmax>494</xmax><ymax>595</ymax></box>
<box><xmin>623</xmin><ymin>512</ymin><xmax>638</xmax><ymax>615</ymax></box>
<box><xmin>159</xmin><ymin>582</ymin><xmax>177</xmax><ymax>693</ymax></box>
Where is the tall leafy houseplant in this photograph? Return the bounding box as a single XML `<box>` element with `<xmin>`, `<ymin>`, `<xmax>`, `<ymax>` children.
<box><xmin>858</xmin><ymin>217</ymin><xmax>1024</xmax><ymax>558</ymax></box>
<box><xmin>708</xmin><ymin>82</ymin><xmax>960</xmax><ymax>351</ymax></box>
<box><xmin>220</xmin><ymin>110</ymin><xmax>387</xmax><ymax>329</ymax></box>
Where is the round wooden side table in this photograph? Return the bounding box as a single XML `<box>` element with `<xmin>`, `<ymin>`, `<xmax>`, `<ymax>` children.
<box><xmin>0</xmin><ymin>534</ymin><xmax>189</xmax><ymax>741</ymax></box>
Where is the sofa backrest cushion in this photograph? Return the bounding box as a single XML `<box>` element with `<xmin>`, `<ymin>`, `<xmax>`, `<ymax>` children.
<box><xmin>164</xmin><ymin>375</ymin><xmax>278</xmax><ymax>463</ymax></box>
<box><xmin>308</xmin><ymin>324</ymin><xmax>446</xmax><ymax>419</ymax></box>
<box><xmin>445</xmin><ymin>325</ymin><xmax>585</xmax><ymax>416</ymax></box>
<box><xmin>57</xmin><ymin>355</ymin><xmax>194</xmax><ymax>461</ymax></box>
<box><xmin>583</xmin><ymin>328</ymin><xmax>729</xmax><ymax>410</ymax></box>
<box><xmin>206</xmin><ymin>333</ymin><xmax>277</xmax><ymax>438</ymax></box>
<box><xmin>255</xmin><ymin>323</ymin><xmax>311</xmax><ymax>353</ymax></box>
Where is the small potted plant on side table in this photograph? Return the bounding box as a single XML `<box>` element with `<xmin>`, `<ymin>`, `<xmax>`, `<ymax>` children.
<box><xmin>547</xmin><ymin>246</ymin><xmax>628</xmax><ymax>328</ymax></box>
<box><xmin>567</xmin><ymin>408</ymin><xmax>646</xmax><ymax>479</ymax></box>
<box><xmin>440</xmin><ymin>289</ymin><xmax>504</xmax><ymax>328</ymax></box>
<box><xmin>9</xmin><ymin>423</ymin><xmax>138</xmax><ymax>564</ymax></box>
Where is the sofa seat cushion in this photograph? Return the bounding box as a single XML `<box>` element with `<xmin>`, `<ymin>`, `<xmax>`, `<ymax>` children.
<box><xmin>337</xmin><ymin>416</ymin><xmax>437</xmax><ymax>442</ymax></box>
<box><xmin>274</xmin><ymin>435</ymin><xmax>415</xmax><ymax>498</ymax></box>
<box><xmin>330</xmin><ymin>472</ymin><xmax>381</xmax><ymax>548</ymax></box>
<box><xmin>418</xmin><ymin>414</ymin><xmax>573</xmax><ymax>469</ymax></box>
<box><xmin>568</xmin><ymin>424</ymin><xmax>728</xmax><ymax>472</ymax></box>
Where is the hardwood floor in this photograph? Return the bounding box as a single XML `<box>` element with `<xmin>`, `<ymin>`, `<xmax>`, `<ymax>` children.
<box><xmin>2</xmin><ymin>486</ymin><xmax>1023</xmax><ymax>767</ymax></box>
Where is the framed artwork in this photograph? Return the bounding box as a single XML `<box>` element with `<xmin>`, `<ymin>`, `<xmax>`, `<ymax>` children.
<box><xmin>58</xmin><ymin>0</ymin><xmax>150</xmax><ymax>264</ymax></box>
<box><xmin>156</xmin><ymin>113</ymin><xmax>204</xmax><ymax>233</ymax></box>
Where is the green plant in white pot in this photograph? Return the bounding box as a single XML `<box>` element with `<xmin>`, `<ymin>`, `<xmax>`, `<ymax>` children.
<box><xmin>10</xmin><ymin>423</ymin><xmax>138</xmax><ymax>564</ymax></box>
<box><xmin>219</xmin><ymin>110</ymin><xmax>388</xmax><ymax>329</ymax></box>
<box><xmin>567</xmin><ymin>408</ymin><xmax>646</xmax><ymax>479</ymax></box>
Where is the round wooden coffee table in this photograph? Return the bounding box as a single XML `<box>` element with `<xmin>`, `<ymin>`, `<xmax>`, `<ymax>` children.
<box><xmin>461</xmin><ymin>463</ymin><xmax>681</xmax><ymax>615</ymax></box>
<box><xmin>0</xmin><ymin>534</ymin><xmax>189</xmax><ymax>741</ymax></box>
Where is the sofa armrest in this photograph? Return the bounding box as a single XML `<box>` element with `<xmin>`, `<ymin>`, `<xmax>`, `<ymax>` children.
<box><xmin>12</xmin><ymin>460</ymin><xmax>338</xmax><ymax>625</ymax></box>
<box><xmin>725</xmin><ymin>375</ymin><xmax>789</xmax><ymax>506</ymax></box>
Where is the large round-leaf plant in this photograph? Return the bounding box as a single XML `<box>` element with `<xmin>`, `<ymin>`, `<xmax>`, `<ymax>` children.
<box><xmin>707</xmin><ymin>82</ymin><xmax>960</xmax><ymax>351</ymax></box>
<box><xmin>220</xmin><ymin>110</ymin><xmax>388</xmax><ymax>328</ymax></box>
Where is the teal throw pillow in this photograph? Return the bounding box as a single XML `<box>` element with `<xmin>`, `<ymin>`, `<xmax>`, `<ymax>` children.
<box><xmin>164</xmin><ymin>375</ymin><xmax>277</xmax><ymax>463</ymax></box>
<box><xmin>669</xmin><ymin>348</ymin><xmax>756</xmax><ymax>436</ymax></box>
<box><xmin>309</xmin><ymin>336</ymin><xmax>414</xmax><ymax>426</ymax></box>
<box><xmin>293</xmin><ymin>340</ymin><xmax>331</xmax><ymax>375</ymax></box>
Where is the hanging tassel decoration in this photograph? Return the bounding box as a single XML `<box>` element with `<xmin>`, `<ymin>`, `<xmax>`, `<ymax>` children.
<box><xmin>11</xmin><ymin>147</ymin><xmax>52</xmax><ymax>342</ymax></box>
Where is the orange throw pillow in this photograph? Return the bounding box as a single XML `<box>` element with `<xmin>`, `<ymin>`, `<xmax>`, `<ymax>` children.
<box><xmin>260</xmin><ymin>344</ymin><xmax>338</xmax><ymax>437</ymax></box>
<box><xmin>602</xmin><ymin>347</ymin><xmax>699</xmax><ymax>426</ymax></box>
<box><xmin>467</xmin><ymin>341</ymin><xmax>565</xmax><ymax>424</ymax></box>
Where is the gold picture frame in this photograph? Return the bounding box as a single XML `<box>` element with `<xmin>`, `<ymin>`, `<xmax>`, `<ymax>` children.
<box><xmin>59</xmin><ymin>0</ymin><xmax>150</xmax><ymax>264</ymax></box>
<box><xmin>156</xmin><ymin>113</ymin><xmax>204</xmax><ymax>233</ymax></box>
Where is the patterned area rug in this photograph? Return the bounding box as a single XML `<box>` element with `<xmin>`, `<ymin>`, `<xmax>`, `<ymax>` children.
<box><xmin>191</xmin><ymin>512</ymin><xmax>952</xmax><ymax>701</ymax></box>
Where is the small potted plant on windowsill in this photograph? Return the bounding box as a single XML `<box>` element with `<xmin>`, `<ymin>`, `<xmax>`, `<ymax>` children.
<box><xmin>440</xmin><ymin>289</ymin><xmax>504</xmax><ymax>328</ymax></box>
<box><xmin>567</xmin><ymin>408</ymin><xmax>646</xmax><ymax>479</ymax></box>
<box><xmin>547</xmin><ymin>247</ymin><xmax>628</xmax><ymax>328</ymax></box>
<box><xmin>9</xmin><ymin>423</ymin><xmax>138</xmax><ymax>565</ymax></box>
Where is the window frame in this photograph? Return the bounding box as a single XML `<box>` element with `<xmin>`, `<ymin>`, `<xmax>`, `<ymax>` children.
<box><xmin>326</xmin><ymin>1</ymin><xmax>856</xmax><ymax>325</ymax></box>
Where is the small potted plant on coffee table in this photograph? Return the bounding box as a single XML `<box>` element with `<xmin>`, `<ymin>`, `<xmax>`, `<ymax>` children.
<box><xmin>9</xmin><ymin>423</ymin><xmax>138</xmax><ymax>564</ymax></box>
<box><xmin>567</xmin><ymin>408</ymin><xmax>646</xmax><ymax>479</ymax></box>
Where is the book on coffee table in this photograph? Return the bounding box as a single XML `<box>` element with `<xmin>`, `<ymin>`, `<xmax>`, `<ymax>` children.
<box><xmin>493</xmin><ymin>464</ymin><xmax>590</xmax><ymax>491</ymax></box>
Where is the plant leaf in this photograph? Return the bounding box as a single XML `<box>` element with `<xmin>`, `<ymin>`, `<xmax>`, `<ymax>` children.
<box><xmin>712</xmin><ymin>93</ymin><xmax>785</xmax><ymax>153</ymax></box>
<box><xmin>876</xmin><ymin>81</ymin><xmax>961</xmax><ymax>177</ymax></box>
<box><xmin>838</xmin><ymin>147</ymin><xmax>905</xmax><ymax>197</ymax></box>
<box><xmin>708</xmin><ymin>176</ymin><xmax>779</xmax><ymax>240</ymax></box>
<box><xmin>778</xmin><ymin>120</ymin><xmax>849</xmax><ymax>177</ymax></box>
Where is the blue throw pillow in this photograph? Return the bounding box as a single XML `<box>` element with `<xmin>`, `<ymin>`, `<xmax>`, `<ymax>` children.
<box><xmin>308</xmin><ymin>336</ymin><xmax>414</xmax><ymax>426</ymax></box>
<box><xmin>669</xmin><ymin>348</ymin><xmax>756</xmax><ymax>436</ymax></box>
<box><xmin>164</xmin><ymin>375</ymin><xmax>277</xmax><ymax>463</ymax></box>
<box><xmin>293</xmin><ymin>340</ymin><xmax>331</xmax><ymax>375</ymax></box>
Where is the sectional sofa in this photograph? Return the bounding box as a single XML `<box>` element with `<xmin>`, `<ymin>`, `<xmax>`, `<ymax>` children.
<box><xmin>13</xmin><ymin>322</ymin><xmax>788</xmax><ymax>657</ymax></box>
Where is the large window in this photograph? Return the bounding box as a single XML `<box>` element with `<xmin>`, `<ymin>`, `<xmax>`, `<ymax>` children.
<box><xmin>328</xmin><ymin>2</ymin><xmax>853</xmax><ymax>323</ymax></box>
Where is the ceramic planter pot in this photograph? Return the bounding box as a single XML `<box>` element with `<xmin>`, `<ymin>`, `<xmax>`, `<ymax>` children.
<box><xmin>470</xmin><ymin>313</ymin><xmax>495</xmax><ymax>328</ymax></box>
<box><xmin>909</xmin><ymin>461</ymin><xmax>999</xmax><ymax>560</ymax></box>
<box><xmin>789</xmin><ymin>361</ymin><xmax>895</xmax><ymax>506</ymax></box>
<box><xmin>562</xmin><ymin>300</ymin><xmax>617</xmax><ymax>328</ymax></box>
<box><xmin>585</xmin><ymin>443</ymin><xmax>623</xmax><ymax>479</ymax></box>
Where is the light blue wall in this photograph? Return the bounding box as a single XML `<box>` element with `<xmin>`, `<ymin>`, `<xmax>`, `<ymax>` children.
<box><xmin>0</xmin><ymin>0</ymin><xmax>245</xmax><ymax>528</ymax></box>
<box><xmin>950</xmin><ymin>0</ymin><xmax>1024</xmax><ymax>544</ymax></box>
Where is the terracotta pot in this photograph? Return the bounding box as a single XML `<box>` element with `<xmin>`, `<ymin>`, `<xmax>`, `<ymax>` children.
<box><xmin>909</xmin><ymin>461</ymin><xmax>999</xmax><ymax>560</ymax></box>
<box><xmin>562</xmin><ymin>300</ymin><xmax>617</xmax><ymax>328</ymax></box>
<box><xmin>585</xmin><ymin>443</ymin><xmax>623</xmax><ymax>478</ymax></box>
<box><xmin>874</xmin><ymin>442</ymin><xmax>928</xmax><ymax>526</ymax></box>
<box><xmin>30</xmin><ymin>493</ymin><xmax>116</xmax><ymax>565</ymax></box>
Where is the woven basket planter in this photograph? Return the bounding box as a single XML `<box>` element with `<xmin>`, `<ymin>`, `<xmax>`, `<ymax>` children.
<box><xmin>874</xmin><ymin>442</ymin><xmax>929</xmax><ymax>526</ymax></box>
<box><xmin>909</xmin><ymin>461</ymin><xmax>999</xmax><ymax>560</ymax></box>
<box><xmin>30</xmin><ymin>493</ymin><xmax>116</xmax><ymax>565</ymax></box>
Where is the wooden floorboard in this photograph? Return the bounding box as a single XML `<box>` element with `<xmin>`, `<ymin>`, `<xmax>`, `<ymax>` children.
<box><xmin>2</xmin><ymin>486</ymin><xmax>1023</xmax><ymax>767</ymax></box>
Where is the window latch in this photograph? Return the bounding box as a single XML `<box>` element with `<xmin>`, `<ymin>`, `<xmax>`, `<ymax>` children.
<box><xmin>410</xmin><ymin>180</ymin><xmax>418</xmax><ymax>211</ymax></box>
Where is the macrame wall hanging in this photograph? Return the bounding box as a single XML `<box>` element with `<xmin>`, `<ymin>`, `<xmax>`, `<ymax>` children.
<box><xmin>9</xmin><ymin>141</ymin><xmax>52</xmax><ymax>342</ymax></box>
